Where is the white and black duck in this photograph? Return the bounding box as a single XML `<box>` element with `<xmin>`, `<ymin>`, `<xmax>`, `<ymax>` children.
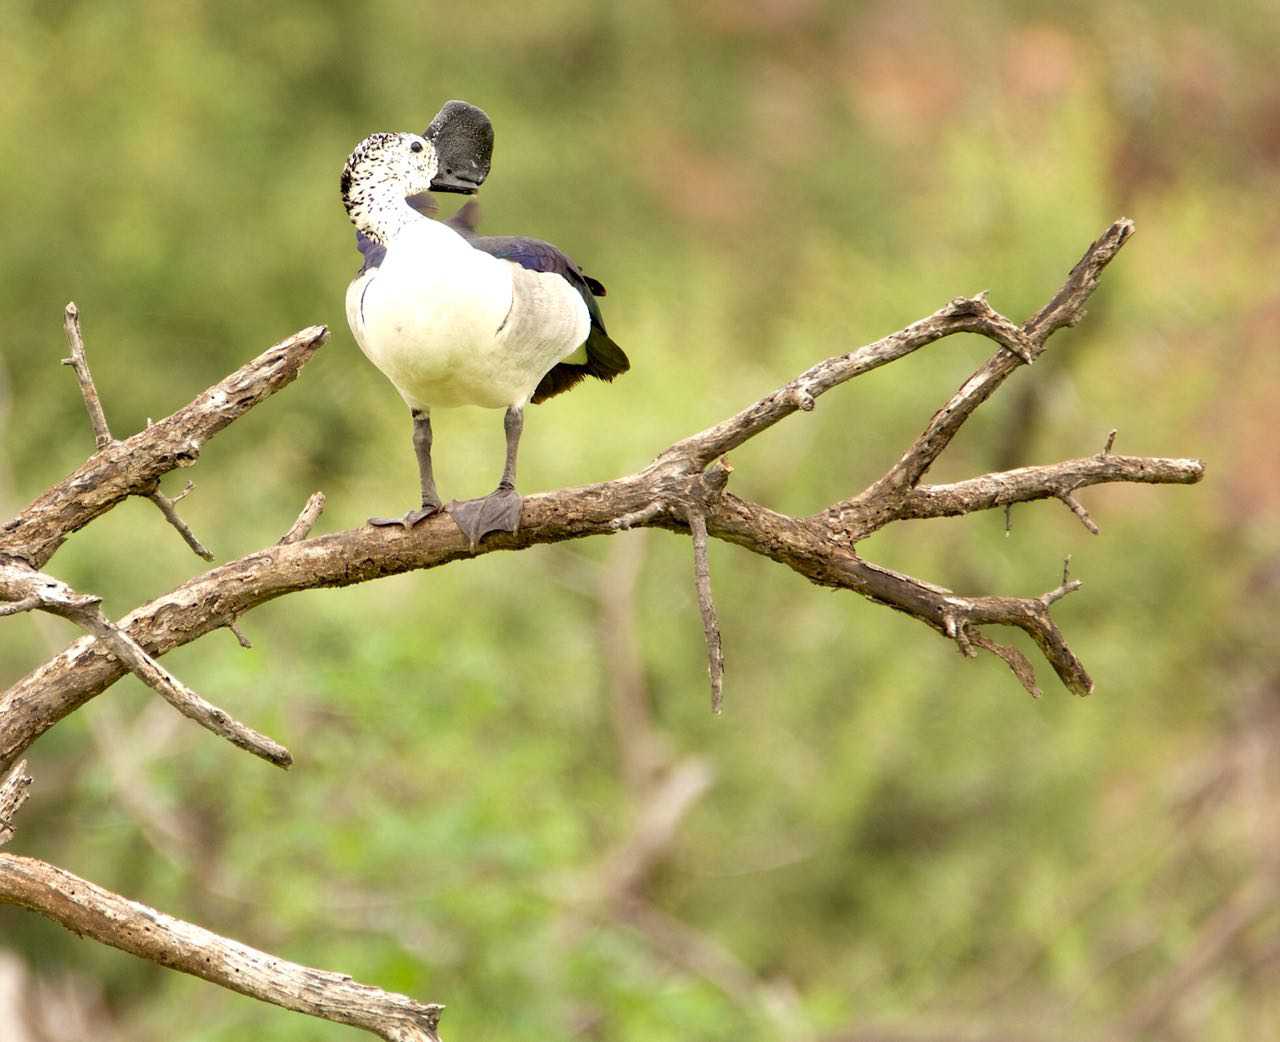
<box><xmin>341</xmin><ymin>127</ymin><xmax>628</xmax><ymax>547</ymax></box>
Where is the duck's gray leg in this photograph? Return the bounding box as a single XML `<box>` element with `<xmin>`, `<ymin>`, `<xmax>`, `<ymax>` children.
<box><xmin>449</xmin><ymin>405</ymin><xmax>523</xmax><ymax>549</ymax></box>
<box><xmin>369</xmin><ymin>409</ymin><xmax>445</xmax><ymax>527</ymax></box>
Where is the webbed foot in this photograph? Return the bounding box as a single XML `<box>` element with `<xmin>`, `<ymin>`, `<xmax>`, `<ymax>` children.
<box><xmin>368</xmin><ymin>501</ymin><xmax>444</xmax><ymax>528</ymax></box>
<box><xmin>448</xmin><ymin>486</ymin><xmax>522</xmax><ymax>550</ymax></box>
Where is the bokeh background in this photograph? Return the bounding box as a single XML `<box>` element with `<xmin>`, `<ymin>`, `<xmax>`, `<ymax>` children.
<box><xmin>2</xmin><ymin>1</ymin><xmax>1278</xmax><ymax>1040</ymax></box>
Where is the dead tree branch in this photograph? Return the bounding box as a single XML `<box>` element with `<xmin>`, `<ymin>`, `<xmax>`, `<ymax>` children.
<box><xmin>895</xmin><ymin>454</ymin><xmax>1202</xmax><ymax>523</ymax></box>
<box><xmin>0</xmin><ymin>854</ymin><xmax>443</xmax><ymax>1042</ymax></box>
<box><xmin>0</xmin><ymin>323</ymin><xmax>327</xmax><ymax>570</ymax></box>
<box><xmin>0</xmin><ymin>219</ymin><xmax>1206</xmax><ymax>776</ymax></box>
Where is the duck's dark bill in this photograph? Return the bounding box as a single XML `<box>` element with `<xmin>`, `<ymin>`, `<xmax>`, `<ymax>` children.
<box><xmin>429</xmin><ymin>172</ymin><xmax>482</xmax><ymax>195</ymax></box>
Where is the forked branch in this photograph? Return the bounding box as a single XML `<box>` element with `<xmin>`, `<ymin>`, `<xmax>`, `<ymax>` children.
<box><xmin>1</xmin><ymin>219</ymin><xmax>1205</xmax><ymax>777</ymax></box>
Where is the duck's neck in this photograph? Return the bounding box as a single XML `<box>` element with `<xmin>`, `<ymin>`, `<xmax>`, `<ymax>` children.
<box><xmin>342</xmin><ymin>169</ymin><xmax>423</xmax><ymax>246</ymax></box>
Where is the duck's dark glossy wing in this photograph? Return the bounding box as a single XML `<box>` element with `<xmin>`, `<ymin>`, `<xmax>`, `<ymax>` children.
<box><xmin>467</xmin><ymin>234</ymin><xmax>628</xmax><ymax>403</ymax></box>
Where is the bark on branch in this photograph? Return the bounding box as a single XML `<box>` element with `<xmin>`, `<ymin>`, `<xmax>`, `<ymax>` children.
<box><xmin>0</xmin><ymin>854</ymin><xmax>443</xmax><ymax>1042</ymax></box>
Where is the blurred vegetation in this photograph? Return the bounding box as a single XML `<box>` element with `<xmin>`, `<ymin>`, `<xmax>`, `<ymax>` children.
<box><xmin>2</xmin><ymin>1</ymin><xmax>1279</xmax><ymax>1040</ymax></box>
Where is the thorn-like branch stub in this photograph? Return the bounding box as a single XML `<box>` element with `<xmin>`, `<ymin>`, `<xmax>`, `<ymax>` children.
<box><xmin>279</xmin><ymin>491</ymin><xmax>327</xmax><ymax>545</ymax></box>
<box><xmin>0</xmin><ymin>855</ymin><xmax>444</xmax><ymax>1041</ymax></box>
<box><xmin>1058</xmin><ymin>492</ymin><xmax>1100</xmax><ymax>535</ymax></box>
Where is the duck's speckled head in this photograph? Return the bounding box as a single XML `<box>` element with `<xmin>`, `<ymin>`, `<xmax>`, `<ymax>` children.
<box><xmin>341</xmin><ymin>132</ymin><xmax>439</xmax><ymax>242</ymax></box>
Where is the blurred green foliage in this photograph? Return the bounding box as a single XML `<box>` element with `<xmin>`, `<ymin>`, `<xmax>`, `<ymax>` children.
<box><xmin>2</xmin><ymin>1</ymin><xmax>1279</xmax><ymax>1040</ymax></box>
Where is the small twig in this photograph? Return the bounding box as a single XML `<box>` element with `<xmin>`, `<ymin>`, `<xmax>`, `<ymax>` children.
<box><xmin>1057</xmin><ymin>492</ymin><xmax>1100</xmax><ymax>535</ymax></box>
<box><xmin>1061</xmin><ymin>554</ymin><xmax>1072</xmax><ymax>586</ymax></box>
<box><xmin>0</xmin><ymin>854</ymin><xmax>444</xmax><ymax>1042</ymax></box>
<box><xmin>969</xmin><ymin>633</ymin><xmax>1041</xmax><ymax>698</ymax></box>
<box><xmin>687</xmin><ymin>510</ymin><xmax>724</xmax><ymax>713</ymax></box>
<box><xmin>667</xmin><ymin>292</ymin><xmax>1035</xmax><ymax>470</ymax></box>
<box><xmin>0</xmin><ymin>595</ymin><xmax>41</xmax><ymax>617</ymax></box>
<box><xmin>0</xmin><ymin>759</ymin><xmax>32</xmax><ymax>847</ymax></box>
<box><xmin>948</xmin><ymin>615</ymin><xmax>977</xmax><ymax>658</ymax></box>
<box><xmin>226</xmin><ymin>620</ymin><xmax>253</xmax><ymax>649</ymax></box>
<box><xmin>1103</xmin><ymin>429</ymin><xmax>1117</xmax><ymax>455</ymax></box>
<box><xmin>278</xmin><ymin>491</ymin><xmax>326</xmax><ymax>545</ymax></box>
<box><xmin>1042</xmin><ymin>578</ymin><xmax>1084</xmax><ymax>607</ymax></box>
<box><xmin>146</xmin><ymin>484</ymin><xmax>214</xmax><ymax>561</ymax></box>
<box><xmin>611</xmin><ymin>501</ymin><xmax>665</xmax><ymax>531</ymax></box>
<box><xmin>1004</xmin><ymin>502</ymin><xmax>1013</xmax><ymax>537</ymax></box>
<box><xmin>60</xmin><ymin>302</ymin><xmax>113</xmax><ymax>450</ymax></box>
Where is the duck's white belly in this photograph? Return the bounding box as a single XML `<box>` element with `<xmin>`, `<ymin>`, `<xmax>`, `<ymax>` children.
<box><xmin>347</xmin><ymin>223</ymin><xmax>590</xmax><ymax>410</ymax></box>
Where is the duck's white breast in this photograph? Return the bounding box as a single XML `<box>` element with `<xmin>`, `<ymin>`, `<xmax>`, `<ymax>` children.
<box><xmin>349</xmin><ymin>221</ymin><xmax>589</xmax><ymax>411</ymax></box>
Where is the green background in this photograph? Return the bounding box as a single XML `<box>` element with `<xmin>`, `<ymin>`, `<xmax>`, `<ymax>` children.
<box><xmin>2</xmin><ymin>1</ymin><xmax>1278</xmax><ymax>1039</ymax></box>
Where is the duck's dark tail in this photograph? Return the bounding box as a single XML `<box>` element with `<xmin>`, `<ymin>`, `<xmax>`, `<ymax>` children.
<box><xmin>532</xmin><ymin>328</ymin><xmax>630</xmax><ymax>404</ymax></box>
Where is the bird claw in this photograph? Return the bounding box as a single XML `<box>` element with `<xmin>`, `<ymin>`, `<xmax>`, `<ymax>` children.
<box><xmin>448</xmin><ymin>487</ymin><xmax>521</xmax><ymax>550</ymax></box>
<box><xmin>368</xmin><ymin>502</ymin><xmax>444</xmax><ymax>528</ymax></box>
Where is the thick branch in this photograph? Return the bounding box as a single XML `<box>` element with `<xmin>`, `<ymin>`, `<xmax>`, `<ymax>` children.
<box><xmin>1</xmin><ymin>470</ymin><xmax>1114</xmax><ymax>770</ymax></box>
<box><xmin>0</xmin><ymin>324</ymin><xmax>327</xmax><ymax>570</ymax></box>
<box><xmin>0</xmin><ymin>854</ymin><xmax>442</xmax><ymax>1041</ymax></box>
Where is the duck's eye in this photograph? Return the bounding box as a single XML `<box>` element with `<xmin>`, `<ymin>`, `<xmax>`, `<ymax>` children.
<box><xmin>410</xmin><ymin>140</ymin><xmax>424</xmax><ymax>154</ymax></box>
